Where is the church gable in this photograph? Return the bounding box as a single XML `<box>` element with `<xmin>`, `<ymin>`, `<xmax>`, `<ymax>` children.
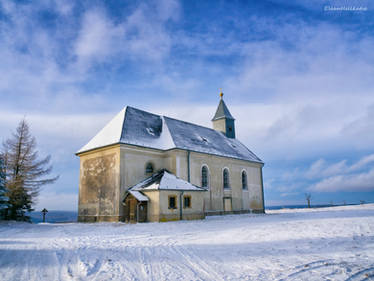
<box><xmin>77</xmin><ymin>108</ymin><xmax>126</xmax><ymax>154</ymax></box>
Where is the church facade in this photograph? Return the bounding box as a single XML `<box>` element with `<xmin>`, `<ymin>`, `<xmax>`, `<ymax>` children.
<box><xmin>76</xmin><ymin>95</ymin><xmax>264</xmax><ymax>222</ymax></box>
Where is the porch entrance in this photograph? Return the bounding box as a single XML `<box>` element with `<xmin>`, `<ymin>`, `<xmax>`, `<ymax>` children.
<box><xmin>123</xmin><ymin>194</ymin><xmax>148</xmax><ymax>223</ymax></box>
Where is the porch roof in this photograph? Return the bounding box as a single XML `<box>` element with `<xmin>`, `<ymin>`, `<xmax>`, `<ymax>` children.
<box><xmin>130</xmin><ymin>169</ymin><xmax>206</xmax><ymax>192</ymax></box>
<box><xmin>128</xmin><ymin>190</ymin><xmax>149</xmax><ymax>202</ymax></box>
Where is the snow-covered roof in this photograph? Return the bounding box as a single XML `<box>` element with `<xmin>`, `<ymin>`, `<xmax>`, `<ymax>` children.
<box><xmin>128</xmin><ymin>190</ymin><xmax>149</xmax><ymax>202</ymax></box>
<box><xmin>77</xmin><ymin>106</ymin><xmax>263</xmax><ymax>163</ymax></box>
<box><xmin>130</xmin><ymin>170</ymin><xmax>206</xmax><ymax>192</ymax></box>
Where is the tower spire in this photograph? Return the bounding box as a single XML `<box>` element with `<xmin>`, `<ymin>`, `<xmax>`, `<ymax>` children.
<box><xmin>211</xmin><ymin>91</ymin><xmax>236</xmax><ymax>138</ymax></box>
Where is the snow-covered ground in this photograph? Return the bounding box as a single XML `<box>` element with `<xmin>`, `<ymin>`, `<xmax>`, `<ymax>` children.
<box><xmin>0</xmin><ymin>204</ymin><xmax>373</xmax><ymax>281</ymax></box>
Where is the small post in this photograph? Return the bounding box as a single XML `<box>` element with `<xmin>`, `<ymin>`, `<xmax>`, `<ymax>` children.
<box><xmin>42</xmin><ymin>208</ymin><xmax>48</xmax><ymax>223</ymax></box>
<box><xmin>305</xmin><ymin>193</ymin><xmax>311</xmax><ymax>208</ymax></box>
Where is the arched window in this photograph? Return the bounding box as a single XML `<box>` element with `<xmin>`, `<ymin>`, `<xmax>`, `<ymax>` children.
<box><xmin>145</xmin><ymin>162</ymin><xmax>154</xmax><ymax>174</ymax></box>
<box><xmin>223</xmin><ymin>168</ymin><xmax>230</xmax><ymax>189</ymax></box>
<box><xmin>242</xmin><ymin>170</ymin><xmax>248</xmax><ymax>190</ymax></box>
<box><xmin>201</xmin><ymin>166</ymin><xmax>209</xmax><ymax>188</ymax></box>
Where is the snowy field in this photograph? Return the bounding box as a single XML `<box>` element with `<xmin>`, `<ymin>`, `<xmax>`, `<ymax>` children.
<box><xmin>0</xmin><ymin>204</ymin><xmax>373</xmax><ymax>281</ymax></box>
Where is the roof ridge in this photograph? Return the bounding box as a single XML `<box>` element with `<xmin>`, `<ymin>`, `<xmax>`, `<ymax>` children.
<box><xmin>125</xmin><ymin>106</ymin><xmax>227</xmax><ymax>136</ymax></box>
<box><xmin>163</xmin><ymin>115</ymin><xmax>223</xmax><ymax>134</ymax></box>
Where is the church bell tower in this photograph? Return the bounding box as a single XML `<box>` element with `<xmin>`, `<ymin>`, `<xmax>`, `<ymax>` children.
<box><xmin>212</xmin><ymin>91</ymin><xmax>235</xmax><ymax>138</ymax></box>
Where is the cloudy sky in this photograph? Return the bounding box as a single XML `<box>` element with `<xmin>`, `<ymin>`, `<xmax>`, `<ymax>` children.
<box><xmin>1</xmin><ymin>0</ymin><xmax>373</xmax><ymax>210</ymax></box>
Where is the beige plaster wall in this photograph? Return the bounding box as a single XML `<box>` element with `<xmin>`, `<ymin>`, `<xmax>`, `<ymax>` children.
<box><xmin>77</xmin><ymin>145</ymin><xmax>121</xmax><ymax>222</ymax></box>
<box><xmin>120</xmin><ymin>145</ymin><xmax>168</xmax><ymax>190</ymax></box>
<box><xmin>141</xmin><ymin>191</ymin><xmax>160</xmax><ymax>222</ymax></box>
<box><xmin>156</xmin><ymin>190</ymin><xmax>205</xmax><ymax>221</ymax></box>
<box><xmin>77</xmin><ymin>142</ymin><xmax>264</xmax><ymax>223</ymax></box>
<box><xmin>212</xmin><ymin>118</ymin><xmax>226</xmax><ymax>134</ymax></box>
<box><xmin>165</xmin><ymin>149</ymin><xmax>189</xmax><ymax>181</ymax></box>
<box><xmin>188</xmin><ymin>151</ymin><xmax>264</xmax><ymax>212</ymax></box>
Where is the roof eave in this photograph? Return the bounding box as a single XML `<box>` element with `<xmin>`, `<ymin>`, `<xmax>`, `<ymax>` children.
<box><xmin>76</xmin><ymin>141</ymin><xmax>264</xmax><ymax>165</ymax></box>
<box><xmin>75</xmin><ymin>142</ymin><xmax>121</xmax><ymax>156</ymax></box>
<box><xmin>144</xmin><ymin>188</ymin><xmax>207</xmax><ymax>192</ymax></box>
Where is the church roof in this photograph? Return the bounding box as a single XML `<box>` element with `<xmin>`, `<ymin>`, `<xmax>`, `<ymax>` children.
<box><xmin>212</xmin><ymin>99</ymin><xmax>235</xmax><ymax>121</ymax></box>
<box><xmin>77</xmin><ymin>106</ymin><xmax>263</xmax><ymax>163</ymax></box>
<box><xmin>130</xmin><ymin>170</ymin><xmax>206</xmax><ymax>192</ymax></box>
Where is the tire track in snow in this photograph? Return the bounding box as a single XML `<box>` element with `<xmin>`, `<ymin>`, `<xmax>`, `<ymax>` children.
<box><xmin>279</xmin><ymin>260</ymin><xmax>374</xmax><ymax>281</ymax></box>
<box><xmin>171</xmin><ymin>245</ymin><xmax>225</xmax><ymax>281</ymax></box>
<box><xmin>345</xmin><ymin>267</ymin><xmax>374</xmax><ymax>281</ymax></box>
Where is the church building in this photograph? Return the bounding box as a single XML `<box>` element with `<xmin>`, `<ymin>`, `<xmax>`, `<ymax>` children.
<box><xmin>76</xmin><ymin>93</ymin><xmax>264</xmax><ymax>222</ymax></box>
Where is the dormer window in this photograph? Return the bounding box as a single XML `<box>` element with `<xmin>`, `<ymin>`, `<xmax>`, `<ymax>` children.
<box><xmin>145</xmin><ymin>162</ymin><xmax>154</xmax><ymax>174</ymax></box>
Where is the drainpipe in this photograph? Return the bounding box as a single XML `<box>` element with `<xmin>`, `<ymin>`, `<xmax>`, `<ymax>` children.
<box><xmin>187</xmin><ymin>150</ymin><xmax>191</xmax><ymax>182</ymax></box>
<box><xmin>179</xmin><ymin>191</ymin><xmax>184</xmax><ymax>220</ymax></box>
<box><xmin>260</xmin><ymin>165</ymin><xmax>265</xmax><ymax>214</ymax></box>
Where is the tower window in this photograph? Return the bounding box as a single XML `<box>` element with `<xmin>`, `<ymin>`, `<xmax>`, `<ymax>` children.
<box><xmin>201</xmin><ymin>165</ymin><xmax>209</xmax><ymax>188</ymax></box>
<box><xmin>145</xmin><ymin>162</ymin><xmax>154</xmax><ymax>174</ymax></box>
<box><xmin>242</xmin><ymin>171</ymin><xmax>248</xmax><ymax>190</ymax></box>
<box><xmin>223</xmin><ymin>168</ymin><xmax>230</xmax><ymax>189</ymax></box>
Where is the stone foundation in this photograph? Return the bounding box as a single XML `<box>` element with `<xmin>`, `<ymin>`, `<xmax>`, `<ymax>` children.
<box><xmin>78</xmin><ymin>215</ymin><xmax>122</xmax><ymax>222</ymax></box>
<box><xmin>158</xmin><ymin>213</ymin><xmax>205</xmax><ymax>222</ymax></box>
<box><xmin>205</xmin><ymin>209</ymin><xmax>264</xmax><ymax>216</ymax></box>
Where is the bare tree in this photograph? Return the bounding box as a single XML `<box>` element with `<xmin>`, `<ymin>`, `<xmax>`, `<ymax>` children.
<box><xmin>305</xmin><ymin>193</ymin><xmax>311</xmax><ymax>208</ymax></box>
<box><xmin>2</xmin><ymin>119</ymin><xmax>58</xmax><ymax>221</ymax></box>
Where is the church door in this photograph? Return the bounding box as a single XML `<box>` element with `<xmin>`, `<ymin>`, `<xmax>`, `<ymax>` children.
<box><xmin>224</xmin><ymin>198</ymin><xmax>232</xmax><ymax>212</ymax></box>
<box><xmin>129</xmin><ymin>199</ymin><xmax>137</xmax><ymax>222</ymax></box>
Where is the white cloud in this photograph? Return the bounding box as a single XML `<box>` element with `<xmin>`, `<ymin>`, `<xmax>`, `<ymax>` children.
<box><xmin>218</xmin><ymin>23</ymin><xmax>374</xmax><ymax>161</ymax></box>
<box><xmin>306</xmin><ymin>154</ymin><xmax>374</xmax><ymax>192</ymax></box>
<box><xmin>349</xmin><ymin>153</ymin><xmax>374</xmax><ymax>171</ymax></box>
<box><xmin>73</xmin><ymin>1</ymin><xmax>180</xmax><ymax>70</ymax></box>
<box><xmin>305</xmin><ymin>154</ymin><xmax>374</xmax><ymax>179</ymax></box>
<box><xmin>310</xmin><ymin>168</ymin><xmax>374</xmax><ymax>192</ymax></box>
<box><xmin>156</xmin><ymin>0</ymin><xmax>181</xmax><ymax>21</ymax></box>
<box><xmin>305</xmin><ymin>159</ymin><xmax>349</xmax><ymax>179</ymax></box>
<box><xmin>53</xmin><ymin>0</ymin><xmax>74</xmax><ymax>16</ymax></box>
<box><xmin>75</xmin><ymin>9</ymin><xmax>124</xmax><ymax>62</ymax></box>
<box><xmin>306</xmin><ymin>159</ymin><xmax>326</xmax><ymax>178</ymax></box>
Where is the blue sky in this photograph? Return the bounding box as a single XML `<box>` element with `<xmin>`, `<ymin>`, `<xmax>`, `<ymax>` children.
<box><xmin>1</xmin><ymin>0</ymin><xmax>374</xmax><ymax>210</ymax></box>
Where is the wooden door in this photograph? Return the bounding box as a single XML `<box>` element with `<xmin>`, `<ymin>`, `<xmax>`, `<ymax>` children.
<box><xmin>224</xmin><ymin>198</ymin><xmax>232</xmax><ymax>212</ymax></box>
<box><xmin>129</xmin><ymin>199</ymin><xmax>136</xmax><ymax>222</ymax></box>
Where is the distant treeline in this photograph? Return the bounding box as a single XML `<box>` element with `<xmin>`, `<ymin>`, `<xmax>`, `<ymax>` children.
<box><xmin>266</xmin><ymin>203</ymin><xmax>366</xmax><ymax>210</ymax></box>
<box><xmin>29</xmin><ymin>210</ymin><xmax>77</xmax><ymax>223</ymax></box>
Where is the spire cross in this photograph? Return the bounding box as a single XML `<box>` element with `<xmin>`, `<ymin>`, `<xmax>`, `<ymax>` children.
<box><xmin>219</xmin><ymin>88</ymin><xmax>223</xmax><ymax>99</ymax></box>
